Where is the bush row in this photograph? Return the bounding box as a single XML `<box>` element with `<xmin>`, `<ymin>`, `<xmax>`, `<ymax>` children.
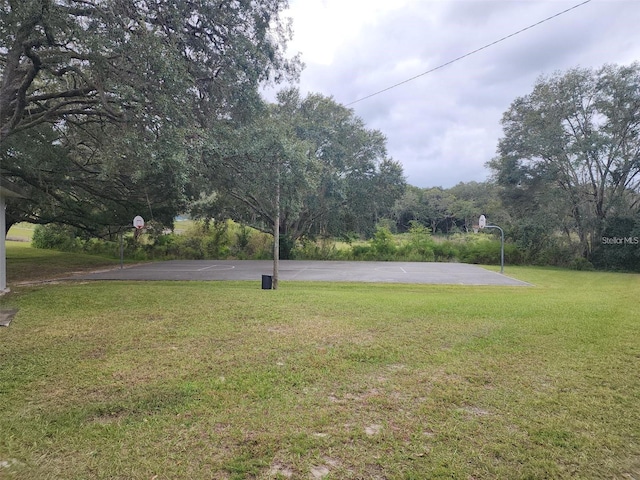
<box><xmin>294</xmin><ymin>224</ymin><xmax>520</xmax><ymax>265</ymax></box>
<box><xmin>31</xmin><ymin>221</ymin><xmax>273</xmax><ymax>261</ymax></box>
<box><xmin>31</xmin><ymin>221</ymin><xmax>593</xmax><ymax>269</ymax></box>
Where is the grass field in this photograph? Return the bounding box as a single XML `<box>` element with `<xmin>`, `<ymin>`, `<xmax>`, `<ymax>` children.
<box><xmin>5</xmin><ymin>241</ymin><xmax>120</xmax><ymax>284</ymax></box>
<box><xmin>6</xmin><ymin>223</ymin><xmax>35</xmax><ymax>242</ymax></box>
<box><xmin>0</xmin><ymin>247</ymin><xmax>639</xmax><ymax>479</ymax></box>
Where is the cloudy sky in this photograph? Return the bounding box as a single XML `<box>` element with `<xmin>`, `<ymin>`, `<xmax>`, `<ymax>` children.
<box><xmin>277</xmin><ymin>0</ymin><xmax>640</xmax><ymax>188</ymax></box>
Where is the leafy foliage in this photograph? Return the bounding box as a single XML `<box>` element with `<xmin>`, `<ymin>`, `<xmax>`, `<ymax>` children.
<box><xmin>3</xmin><ymin>122</ymin><xmax>188</xmax><ymax>234</ymax></box>
<box><xmin>0</xmin><ymin>0</ymin><xmax>298</xmax><ymax>141</ymax></box>
<box><xmin>370</xmin><ymin>225</ymin><xmax>397</xmax><ymax>259</ymax></box>
<box><xmin>198</xmin><ymin>89</ymin><xmax>406</xmax><ymax>243</ymax></box>
<box><xmin>490</xmin><ymin>64</ymin><xmax>640</xmax><ymax>259</ymax></box>
<box><xmin>1</xmin><ymin>0</ymin><xmax>298</xmax><ymax>232</ymax></box>
<box><xmin>392</xmin><ymin>183</ymin><xmax>502</xmax><ymax>235</ymax></box>
<box><xmin>591</xmin><ymin>215</ymin><xmax>640</xmax><ymax>271</ymax></box>
<box><xmin>31</xmin><ymin>223</ymin><xmax>79</xmax><ymax>251</ymax></box>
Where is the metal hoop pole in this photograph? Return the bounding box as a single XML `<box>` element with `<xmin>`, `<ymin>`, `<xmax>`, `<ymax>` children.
<box><xmin>485</xmin><ymin>225</ymin><xmax>504</xmax><ymax>274</ymax></box>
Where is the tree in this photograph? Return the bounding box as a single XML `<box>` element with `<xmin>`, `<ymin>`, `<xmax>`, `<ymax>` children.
<box><xmin>420</xmin><ymin>187</ymin><xmax>457</xmax><ymax>234</ymax></box>
<box><xmin>197</xmin><ymin>89</ymin><xmax>405</xmax><ymax>246</ymax></box>
<box><xmin>591</xmin><ymin>215</ymin><xmax>640</xmax><ymax>271</ymax></box>
<box><xmin>490</xmin><ymin>64</ymin><xmax>640</xmax><ymax>258</ymax></box>
<box><xmin>0</xmin><ymin>0</ymin><xmax>297</xmax><ymax>141</ymax></box>
<box><xmin>2</xmin><ymin>121</ymin><xmax>187</xmax><ymax>235</ymax></box>
<box><xmin>1</xmin><ymin>0</ymin><xmax>299</xmax><ymax>232</ymax></box>
<box><xmin>281</xmin><ymin>89</ymin><xmax>405</xmax><ymax>239</ymax></box>
<box><xmin>206</xmin><ymin>100</ymin><xmax>314</xmax><ymax>289</ymax></box>
<box><xmin>392</xmin><ymin>185</ymin><xmax>425</xmax><ymax>232</ymax></box>
<box><xmin>448</xmin><ymin>181</ymin><xmax>504</xmax><ymax>229</ymax></box>
<box><xmin>392</xmin><ymin>186</ymin><xmax>455</xmax><ymax>234</ymax></box>
<box><xmin>392</xmin><ymin>182</ymin><xmax>505</xmax><ymax>235</ymax></box>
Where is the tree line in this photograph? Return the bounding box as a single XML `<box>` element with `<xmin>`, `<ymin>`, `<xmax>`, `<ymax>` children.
<box><xmin>395</xmin><ymin>64</ymin><xmax>640</xmax><ymax>271</ymax></box>
<box><xmin>2</xmin><ymin>1</ymin><xmax>639</xmax><ymax>271</ymax></box>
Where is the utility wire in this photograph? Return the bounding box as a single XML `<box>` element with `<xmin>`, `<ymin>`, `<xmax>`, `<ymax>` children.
<box><xmin>345</xmin><ymin>0</ymin><xmax>593</xmax><ymax>106</ymax></box>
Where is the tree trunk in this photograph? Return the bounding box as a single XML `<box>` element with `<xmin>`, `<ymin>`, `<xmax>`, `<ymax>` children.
<box><xmin>272</xmin><ymin>158</ymin><xmax>280</xmax><ymax>290</ymax></box>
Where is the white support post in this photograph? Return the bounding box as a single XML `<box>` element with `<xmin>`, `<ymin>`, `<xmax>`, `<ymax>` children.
<box><xmin>0</xmin><ymin>180</ymin><xmax>26</xmax><ymax>294</ymax></box>
<box><xmin>0</xmin><ymin>195</ymin><xmax>7</xmax><ymax>292</ymax></box>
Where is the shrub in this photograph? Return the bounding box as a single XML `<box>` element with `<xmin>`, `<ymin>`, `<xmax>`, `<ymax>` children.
<box><xmin>203</xmin><ymin>221</ymin><xmax>230</xmax><ymax>258</ymax></box>
<box><xmin>370</xmin><ymin>226</ymin><xmax>397</xmax><ymax>260</ymax></box>
<box><xmin>590</xmin><ymin>216</ymin><xmax>640</xmax><ymax>271</ymax></box>
<box><xmin>32</xmin><ymin>224</ymin><xmax>80</xmax><ymax>251</ymax></box>
<box><xmin>457</xmin><ymin>237</ymin><xmax>501</xmax><ymax>264</ymax></box>
<box><xmin>432</xmin><ymin>239</ymin><xmax>458</xmax><ymax>262</ymax></box>
<box><xmin>84</xmin><ymin>238</ymin><xmax>118</xmax><ymax>257</ymax></box>
<box><xmin>246</xmin><ymin>230</ymin><xmax>273</xmax><ymax>259</ymax></box>
<box><xmin>293</xmin><ymin>239</ymin><xmax>339</xmax><ymax>260</ymax></box>
<box><xmin>150</xmin><ymin>233</ymin><xmax>180</xmax><ymax>258</ymax></box>
<box><xmin>351</xmin><ymin>244</ymin><xmax>373</xmax><ymax>260</ymax></box>
<box><xmin>233</xmin><ymin>225</ymin><xmax>252</xmax><ymax>257</ymax></box>
<box><xmin>534</xmin><ymin>242</ymin><xmax>579</xmax><ymax>268</ymax></box>
<box><xmin>176</xmin><ymin>235</ymin><xmax>204</xmax><ymax>259</ymax></box>
<box><xmin>570</xmin><ymin>257</ymin><xmax>595</xmax><ymax>271</ymax></box>
<box><xmin>341</xmin><ymin>232</ymin><xmax>360</xmax><ymax>245</ymax></box>
<box><xmin>397</xmin><ymin>222</ymin><xmax>436</xmax><ymax>261</ymax></box>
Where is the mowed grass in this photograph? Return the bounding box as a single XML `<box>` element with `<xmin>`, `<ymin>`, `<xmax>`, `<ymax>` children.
<box><xmin>0</xmin><ymin>254</ymin><xmax>639</xmax><ymax>479</ymax></box>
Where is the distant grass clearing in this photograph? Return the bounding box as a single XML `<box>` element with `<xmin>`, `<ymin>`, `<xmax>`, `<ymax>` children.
<box><xmin>6</xmin><ymin>223</ymin><xmax>35</xmax><ymax>242</ymax></box>
<box><xmin>6</xmin><ymin>241</ymin><xmax>120</xmax><ymax>284</ymax></box>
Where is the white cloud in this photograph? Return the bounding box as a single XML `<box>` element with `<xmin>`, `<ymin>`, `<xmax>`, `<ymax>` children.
<box><xmin>284</xmin><ymin>0</ymin><xmax>412</xmax><ymax>65</ymax></box>
<box><xmin>282</xmin><ymin>0</ymin><xmax>640</xmax><ymax>187</ymax></box>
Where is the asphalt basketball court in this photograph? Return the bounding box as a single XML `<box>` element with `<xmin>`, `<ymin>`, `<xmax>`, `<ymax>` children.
<box><xmin>72</xmin><ymin>260</ymin><xmax>531</xmax><ymax>286</ymax></box>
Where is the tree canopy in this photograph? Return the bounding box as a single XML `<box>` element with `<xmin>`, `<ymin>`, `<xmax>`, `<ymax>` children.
<box><xmin>1</xmin><ymin>121</ymin><xmax>188</xmax><ymax>234</ymax></box>
<box><xmin>0</xmin><ymin>0</ymin><xmax>297</xmax><ymax>141</ymax></box>
<box><xmin>1</xmin><ymin>0</ymin><xmax>298</xmax><ymax>232</ymax></box>
<box><xmin>197</xmin><ymin>89</ymin><xmax>406</xmax><ymax>251</ymax></box>
<box><xmin>489</xmin><ymin>63</ymin><xmax>640</xmax><ymax>258</ymax></box>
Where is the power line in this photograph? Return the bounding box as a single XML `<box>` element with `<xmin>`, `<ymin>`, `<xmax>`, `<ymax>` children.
<box><xmin>345</xmin><ymin>0</ymin><xmax>593</xmax><ymax>106</ymax></box>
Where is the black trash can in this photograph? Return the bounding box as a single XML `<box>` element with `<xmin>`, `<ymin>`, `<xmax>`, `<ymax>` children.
<box><xmin>261</xmin><ymin>275</ymin><xmax>273</xmax><ymax>290</ymax></box>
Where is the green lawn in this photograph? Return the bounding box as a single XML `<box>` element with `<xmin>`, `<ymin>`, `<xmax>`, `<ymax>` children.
<box><xmin>0</xmin><ymin>249</ymin><xmax>638</xmax><ymax>479</ymax></box>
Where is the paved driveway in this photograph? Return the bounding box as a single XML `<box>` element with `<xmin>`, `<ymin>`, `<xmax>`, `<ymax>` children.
<box><xmin>72</xmin><ymin>260</ymin><xmax>531</xmax><ymax>286</ymax></box>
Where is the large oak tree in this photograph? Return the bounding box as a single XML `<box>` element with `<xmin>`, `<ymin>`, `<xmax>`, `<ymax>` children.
<box><xmin>0</xmin><ymin>0</ymin><xmax>296</xmax><ymax>140</ymax></box>
<box><xmin>1</xmin><ymin>0</ymin><xmax>298</xmax><ymax>232</ymax></box>
<box><xmin>490</xmin><ymin>64</ymin><xmax>640</xmax><ymax>257</ymax></box>
<box><xmin>199</xmin><ymin>89</ymin><xmax>405</xmax><ymax>248</ymax></box>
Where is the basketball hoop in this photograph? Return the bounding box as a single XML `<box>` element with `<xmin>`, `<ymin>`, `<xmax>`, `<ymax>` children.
<box><xmin>477</xmin><ymin>214</ymin><xmax>505</xmax><ymax>274</ymax></box>
<box><xmin>133</xmin><ymin>215</ymin><xmax>145</xmax><ymax>230</ymax></box>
